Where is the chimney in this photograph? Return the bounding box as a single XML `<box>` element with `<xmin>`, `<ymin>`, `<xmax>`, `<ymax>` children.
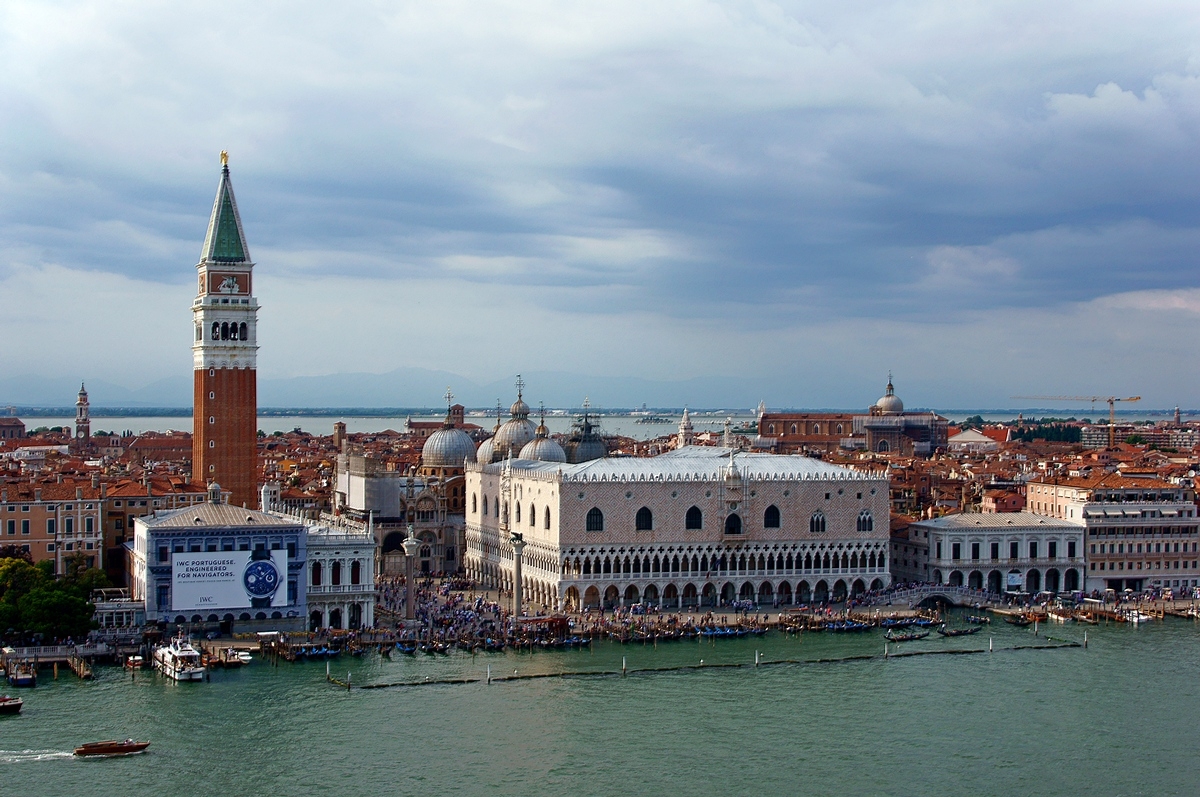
<box><xmin>34</xmin><ymin>488</ymin><xmax>42</xmax><ymax>502</ymax></box>
<box><xmin>91</xmin><ymin>473</ymin><xmax>100</xmax><ymax>489</ymax></box>
<box><xmin>76</xmin><ymin>487</ymin><xmax>83</xmax><ymax>500</ymax></box>
<box><xmin>100</xmin><ymin>483</ymin><xmax>107</xmax><ymax>498</ymax></box>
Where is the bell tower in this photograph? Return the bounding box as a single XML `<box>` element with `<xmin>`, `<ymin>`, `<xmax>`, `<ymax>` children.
<box><xmin>74</xmin><ymin>382</ymin><xmax>90</xmax><ymax>449</ymax></box>
<box><xmin>192</xmin><ymin>152</ymin><xmax>259</xmax><ymax>507</ymax></box>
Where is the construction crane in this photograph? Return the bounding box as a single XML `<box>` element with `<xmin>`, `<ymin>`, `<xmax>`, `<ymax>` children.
<box><xmin>1011</xmin><ymin>395</ymin><xmax>1141</xmax><ymax>448</ymax></box>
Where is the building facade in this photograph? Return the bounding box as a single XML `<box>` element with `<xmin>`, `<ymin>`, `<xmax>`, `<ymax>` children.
<box><xmin>333</xmin><ymin>453</ymin><xmax>465</xmax><ymax>576</ymax></box>
<box><xmin>464</xmin><ymin>446</ymin><xmax>891</xmax><ymax>611</ymax></box>
<box><xmin>130</xmin><ymin>486</ymin><xmax>306</xmax><ymax>630</ymax></box>
<box><xmin>192</xmin><ymin>153</ymin><xmax>259</xmax><ymax>509</ymax></box>
<box><xmin>912</xmin><ymin>511</ymin><xmax>1084</xmax><ymax>595</ymax></box>
<box><xmin>305</xmin><ymin>518</ymin><xmax>377</xmax><ymax>631</ymax></box>
<box><xmin>0</xmin><ymin>482</ymin><xmax>103</xmax><ymax>572</ymax></box>
<box><xmin>1026</xmin><ymin>475</ymin><xmax>1199</xmax><ymax>593</ymax></box>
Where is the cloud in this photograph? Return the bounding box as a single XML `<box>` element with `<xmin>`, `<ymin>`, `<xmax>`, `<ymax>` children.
<box><xmin>0</xmin><ymin>1</ymin><xmax>1198</xmax><ymax>405</ymax></box>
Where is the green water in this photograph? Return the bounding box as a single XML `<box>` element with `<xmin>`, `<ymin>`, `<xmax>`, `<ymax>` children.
<box><xmin>5</xmin><ymin>617</ymin><xmax>1200</xmax><ymax>796</ymax></box>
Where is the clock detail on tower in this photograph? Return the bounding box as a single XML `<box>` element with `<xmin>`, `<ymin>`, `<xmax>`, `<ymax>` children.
<box><xmin>192</xmin><ymin>154</ymin><xmax>259</xmax><ymax>509</ymax></box>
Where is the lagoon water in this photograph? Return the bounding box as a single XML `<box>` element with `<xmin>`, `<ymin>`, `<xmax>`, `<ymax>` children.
<box><xmin>6</xmin><ymin>615</ymin><xmax>1200</xmax><ymax>796</ymax></box>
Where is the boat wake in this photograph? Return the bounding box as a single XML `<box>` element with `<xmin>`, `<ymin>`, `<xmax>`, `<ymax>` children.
<box><xmin>0</xmin><ymin>749</ymin><xmax>74</xmax><ymax>763</ymax></box>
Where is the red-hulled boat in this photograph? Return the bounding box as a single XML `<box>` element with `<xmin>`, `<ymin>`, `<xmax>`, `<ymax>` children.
<box><xmin>0</xmin><ymin>695</ymin><xmax>22</xmax><ymax>715</ymax></box>
<box><xmin>74</xmin><ymin>739</ymin><xmax>150</xmax><ymax>758</ymax></box>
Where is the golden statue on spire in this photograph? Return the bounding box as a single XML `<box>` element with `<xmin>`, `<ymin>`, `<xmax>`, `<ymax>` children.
<box><xmin>220</xmin><ymin>150</ymin><xmax>229</xmax><ymax>166</ymax></box>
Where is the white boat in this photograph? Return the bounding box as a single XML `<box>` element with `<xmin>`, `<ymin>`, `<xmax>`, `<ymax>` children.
<box><xmin>1125</xmin><ymin>611</ymin><xmax>1154</xmax><ymax>624</ymax></box>
<box><xmin>153</xmin><ymin>635</ymin><xmax>205</xmax><ymax>681</ymax></box>
<box><xmin>236</xmin><ymin>650</ymin><xmax>252</xmax><ymax>665</ymax></box>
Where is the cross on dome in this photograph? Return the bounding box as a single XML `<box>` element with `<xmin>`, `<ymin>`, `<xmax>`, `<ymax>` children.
<box><xmin>515</xmin><ymin>374</ymin><xmax>525</xmax><ymax>399</ymax></box>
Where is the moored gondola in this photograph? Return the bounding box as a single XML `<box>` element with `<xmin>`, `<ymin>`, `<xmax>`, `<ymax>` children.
<box><xmin>935</xmin><ymin>624</ymin><xmax>982</xmax><ymax>637</ymax></box>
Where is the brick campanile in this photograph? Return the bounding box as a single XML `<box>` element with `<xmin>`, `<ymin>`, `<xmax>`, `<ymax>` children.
<box><xmin>192</xmin><ymin>152</ymin><xmax>259</xmax><ymax>508</ymax></box>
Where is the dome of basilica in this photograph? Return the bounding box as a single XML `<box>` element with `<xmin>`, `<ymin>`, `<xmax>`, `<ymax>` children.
<box><xmin>493</xmin><ymin>417</ymin><xmax>537</xmax><ymax>459</ymax></box>
<box><xmin>520</xmin><ymin>421</ymin><xmax>567</xmax><ymax>463</ymax></box>
<box><xmin>422</xmin><ymin>425</ymin><xmax>477</xmax><ymax>468</ymax></box>
<box><xmin>476</xmin><ymin>436</ymin><xmax>497</xmax><ymax>465</ymax></box>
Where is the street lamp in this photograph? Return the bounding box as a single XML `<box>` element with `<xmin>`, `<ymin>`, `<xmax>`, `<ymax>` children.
<box><xmin>402</xmin><ymin>523</ymin><xmax>420</xmax><ymax>622</ymax></box>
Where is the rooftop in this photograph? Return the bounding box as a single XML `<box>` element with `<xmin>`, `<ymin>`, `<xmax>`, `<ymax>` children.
<box><xmin>140</xmin><ymin>502</ymin><xmax>301</xmax><ymax>529</ymax></box>
<box><xmin>479</xmin><ymin>445</ymin><xmax>882</xmax><ymax>482</ymax></box>
<box><xmin>912</xmin><ymin>511</ymin><xmax>1078</xmax><ymax>530</ymax></box>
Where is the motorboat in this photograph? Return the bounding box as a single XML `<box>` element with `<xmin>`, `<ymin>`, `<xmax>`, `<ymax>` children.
<box><xmin>124</xmin><ymin>655</ymin><xmax>146</xmax><ymax>670</ymax></box>
<box><xmin>153</xmin><ymin>635</ymin><xmax>205</xmax><ymax>682</ymax></box>
<box><xmin>0</xmin><ymin>695</ymin><xmax>23</xmax><ymax>714</ymax></box>
<box><xmin>1005</xmin><ymin>615</ymin><xmax>1034</xmax><ymax>627</ymax></box>
<box><xmin>884</xmin><ymin>630</ymin><xmax>930</xmax><ymax>643</ymax></box>
<box><xmin>74</xmin><ymin>739</ymin><xmax>150</xmax><ymax>758</ymax></box>
<box><xmin>236</xmin><ymin>650</ymin><xmax>252</xmax><ymax>665</ymax></box>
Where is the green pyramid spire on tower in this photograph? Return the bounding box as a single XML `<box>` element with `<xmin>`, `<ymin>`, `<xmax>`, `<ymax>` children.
<box><xmin>200</xmin><ymin>151</ymin><xmax>251</xmax><ymax>264</ymax></box>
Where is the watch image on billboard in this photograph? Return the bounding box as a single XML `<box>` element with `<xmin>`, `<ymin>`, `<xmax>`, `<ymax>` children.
<box><xmin>172</xmin><ymin>551</ymin><xmax>288</xmax><ymax>612</ymax></box>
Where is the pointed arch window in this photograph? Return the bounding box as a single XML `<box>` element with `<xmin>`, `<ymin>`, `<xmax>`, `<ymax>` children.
<box><xmin>515</xmin><ymin>504</ymin><xmax>521</xmax><ymax>523</ymax></box>
<box><xmin>482</xmin><ymin>496</ymin><xmax>488</xmax><ymax>515</ymax></box>
<box><xmin>764</xmin><ymin>505</ymin><xmax>781</xmax><ymax>528</ymax></box>
<box><xmin>586</xmin><ymin>508</ymin><xmax>604</xmax><ymax>532</ymax></box>
<box><xmin>685</xmin><ymin>506</ymin><xmax>702</xmax><ymax>530</ymax></box>
<box><xmin>472</xmin><ymin>494</ymin><xmax>477</xmax><ymax>513</ymax></box>
<box><xmin>529</xmin><ymin>503</ymin><xmax>536</xmax><ymax>526</ymax></box>
<box><xmin>635</xmin><ymin>507</ymin><xmax>653</xmax><ymax>531</ymax></box>
<box><xmin>544</xmin><ymin>507</ymin><xmax>551</xmax><ymax>530</ymax></box>
<box><xmin>724</xmin><ymin>514</ymin><xmax>742</xmax><ymax>535</ymax></box>
<box><xmin>857</xmin><ymin>511</ymin><xmax>874</xmax><ymax>533</ymax></box>
<box><xmin>810</xmin><ymin>511</ymin><xmax>826</xmax><ymax>534</ymax></box>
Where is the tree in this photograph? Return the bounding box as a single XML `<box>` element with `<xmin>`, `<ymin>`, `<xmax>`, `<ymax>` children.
<box><xmin>17</xmin><ymin>588</ymin><xmax>93</xmax><ymax>639</ymax></box>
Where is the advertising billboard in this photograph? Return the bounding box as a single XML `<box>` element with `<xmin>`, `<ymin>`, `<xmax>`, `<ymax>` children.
<box><xmin>172</xmin><ymin>551</ymin><xmax>288</xmax><ymax>612</ymax></box>
<box><xmin>1006</xmin><ymin>571</ymin><xmax>1025</xmax><ymax>590</ymax></box>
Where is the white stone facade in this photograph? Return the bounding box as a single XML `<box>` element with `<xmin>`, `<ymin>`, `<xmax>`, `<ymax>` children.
<box><xmin>912</xmin><ymin>511</ymin><xmax>1084</xmax><ymax>595</ymax></box>
<box><xmin>305</xmin><ymin>520</ymin><xmax>377</xmax><ymax>631</ymax></box>
<box><xmin>464</xmin><ymin>446</ymin><xmax>891</xmax><ymax>610</ymax></box>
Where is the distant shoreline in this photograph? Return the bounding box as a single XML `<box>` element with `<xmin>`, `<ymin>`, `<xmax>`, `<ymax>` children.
<box><xmin>3</xmin><ymin>406</ymin><xmax>1192</xmax><ymax>419</ymax></box>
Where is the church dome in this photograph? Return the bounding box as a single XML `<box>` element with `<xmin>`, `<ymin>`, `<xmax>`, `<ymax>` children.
<box><xmin>520</xmin><ymin>435</ymin><xmax>567</xmax><ymax>463</ymax></box>
<box><xmin>493</xmin><ymin>418</ymin><xmax>537</xmax><ymax>458</ymax></box>
<box><xmin>422</xmin><ymin>426</ymin><xmax>477</xmax><ymax>468</ymax></box>
<box><xmin>565</xmin><ymin>436</ymin><xmax>606</xmax><ymax>463</ymax></box>
<box><xmin>875</xmin><ymin>378</ymin><xmax>904</xmax><ymax>414</ymax></box>
<box><xmin>510</xmin><ymin>397</ymin><xmax>531</xmax><ymax>418</ymax></box>
<box><xmin>476</xmin><ymin>436</ymin><xmax>497</xmax><ymax>465</ymax></box>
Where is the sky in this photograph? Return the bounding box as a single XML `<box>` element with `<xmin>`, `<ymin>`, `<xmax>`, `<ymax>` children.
<box><xmin>1</xmin><ymin>1</ymin><xmax>1199</xmax><ymax>410</ymax></box>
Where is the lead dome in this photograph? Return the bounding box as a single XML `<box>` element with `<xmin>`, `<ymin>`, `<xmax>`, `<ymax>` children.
<box><xmin>875</xmin><ymin>377</ymin><xmax>904</xmax><ymax>414</ymax></box>
<box><xmin>422</xmin><ymin>425</ymin><xmax>477</xmax><ymax>468</ymax></box>
<box><xmin>520</xmin><ymin>420</ymin><xmax>567</xmax><ymax>463</ymax></box>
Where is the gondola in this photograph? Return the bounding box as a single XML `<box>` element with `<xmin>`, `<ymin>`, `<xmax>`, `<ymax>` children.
<box><xmin>1005</xmin><ymin>616</ymin><xmax>1034</xmax><ymax>627</ymax></box>
<box><xmin>935</xmin><ymin>624</ymin><xmax>982</xmax><ymax>637</ymax></box>
<box><xmin>825</xmin><ymin>620</ymin><xmax>871</xmax><ymax>632</ymax></box>
<box><xmin>884</xmin><ymin>630</ymin><xmax>929</xmax><ymax>643</ymax></box>
<box><xmin>966</xmin><ymin>615</ymin><xmax>991</xmax><ymax>625</ymax></box>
